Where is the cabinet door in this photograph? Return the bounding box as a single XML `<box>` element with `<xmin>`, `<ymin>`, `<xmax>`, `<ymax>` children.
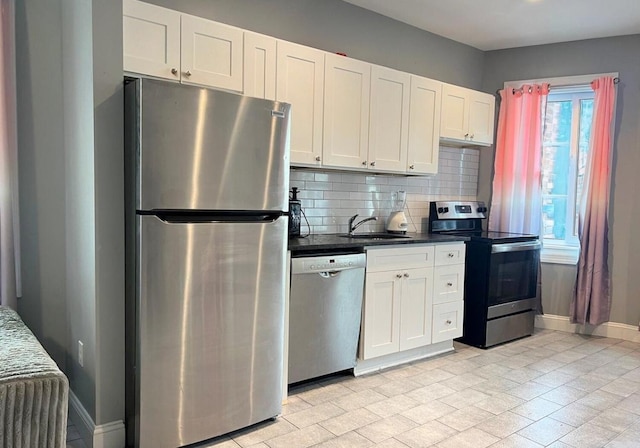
<box><xmin>181</xmin><ymin>14</ymin><xmax>243</xmax><ymax>91</ymax></box>
<box><xmin>123</xmin><ymin>0</ymin><xmax>180</xmax><ymax>80</ymax></box>
<box><xmin>407</xmin><ymin>76</ymin><xmax>442</xmax><ymax>174</ymax></box>
<box><xmin>362</xmin><ymin>271</ymin><xmax>401</xmax><ymax>360</ymax></box>
<box><xmin>468</xmin><ymin>91</ymin><xmax>496</xmax><ymax>145</ymax></box>
<box><xmin>399</xmin><ymin>267</ymin><xmax>433</xmax><ymax>351</ymax></box>
<box><xmin>432</xmin><ymin>301</ymin><xmax>464</xmax><ymax>343</ymax></box>
<box><xmin>433</xmin><ymin>264</ymin><xmax>464</xmax><ymax>305</ymax></box>
<box><xmin>276</xmin><ymin>41</ymin><xmax>325</xmax><ymax>166</ymax></box>
<box><xmin>244</xmin><ymin>32</ymin><xmax>276</xmax><ymax>100</ymax></box>
<box><xmin>369</xmin><ymin>66</ymin><xmax>410</xmax><ymax>172</ymax></box>
<box><xmin>440</xmin><ymin>84</ymin><xmax>470</xmax><ymax>142</ymax></box>
<box><xmin>323</xmin><ymin>54</ymin><xmax>371</xmax><ymax>169</ymax></box>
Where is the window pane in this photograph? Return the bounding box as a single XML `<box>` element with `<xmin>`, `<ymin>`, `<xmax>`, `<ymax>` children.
<box><xmin>542</xmin><ymin>100</ymin><xmax>572</xmax><ymax>240</ymax></box>
<box><xmin>575</xmin><ymin>99</ymin><xmax>594</xmax><ymax>236</ymax></box>
<box><xmin>542</xmin><ymin>196</ymin><xmax>567</xmax><ymax>240</ymax></box>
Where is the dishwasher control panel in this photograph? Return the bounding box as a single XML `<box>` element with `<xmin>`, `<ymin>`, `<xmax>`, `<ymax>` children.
<box><xmin>292</xmin><ymin>253</ymin><xmax>366</xmax><ymax>274</ymax></box>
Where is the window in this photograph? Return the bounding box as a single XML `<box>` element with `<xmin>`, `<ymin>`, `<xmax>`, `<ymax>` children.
<box><xmin>541</xmin><ymin>89</ymin><xmax>594</xmax><ymax>263</ymax></box>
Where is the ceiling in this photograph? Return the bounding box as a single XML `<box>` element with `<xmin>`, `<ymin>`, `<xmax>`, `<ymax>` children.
<box><xmin>342</xmin><ymin>0</ymin><xmax>640</xmax><ymax>51</ymax></box>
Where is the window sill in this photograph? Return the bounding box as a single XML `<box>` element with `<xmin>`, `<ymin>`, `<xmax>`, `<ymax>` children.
<box><xmin>541</xmin><ymin>244</ymin><xmax>579</xmax><ymax>265</ymax></box>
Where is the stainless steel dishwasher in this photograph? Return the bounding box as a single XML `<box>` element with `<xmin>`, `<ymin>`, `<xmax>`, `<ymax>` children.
<box><xmin>288</xmin><ymin>252</ymin><xmax>366</xmax><ymax>384</ymax></box>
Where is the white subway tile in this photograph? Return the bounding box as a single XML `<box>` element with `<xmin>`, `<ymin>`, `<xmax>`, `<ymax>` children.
<box><xmin>323</xmin><ymin>191</ymin><xmax>351</xmax><ymax>200</ymax></box>
<box><xmin>333</xmin><ymin>182</ymin><xmax>360</xmax><ymax>191</ymax></box>
<box><xmin>305</xmin><ymin>181</ymin><xmax>333</xmax><ymax>191</ymax></box>
<box><xmin>290</xmin><ymin>170</ymin><xmax>315</xmax><ymax>181</ymax></box>
<box><xmin>297</xmin><ymin>190</ymin><xmax>323</xmax><ymax>200</ymax></box>
<box><xmin>315</xmin><ymin>172</ymin><xmax>344</xmax><ymax>182</ymax></box>
<box><xmin>340</xmin><ymin>173</ymin><xmax>367</xmax><ymax>184</ymax></box>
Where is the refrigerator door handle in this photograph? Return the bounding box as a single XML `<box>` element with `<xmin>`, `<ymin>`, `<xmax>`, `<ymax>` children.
<box><xmin>144</xmin><ymin>211</ymin><xmax>285</xmax><ymax>224</ymax></box>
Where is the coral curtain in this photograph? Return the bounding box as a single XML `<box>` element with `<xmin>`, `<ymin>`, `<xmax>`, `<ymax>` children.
<box><xmin>489</xmin><ymin>84</ymin><xmax>549</xmax><ymax>235</ymax></box>
<box><xmin>570</xmin><ymin>77</ymin><xmax>616</xmax><ymax>325</ymax></box>
<box><xmin>0</xmin><ymin>0</ymin><xmax>20</xmax><ymax>309</ymax></box>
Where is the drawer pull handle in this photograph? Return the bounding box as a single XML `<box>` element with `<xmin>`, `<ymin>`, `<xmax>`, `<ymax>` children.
<box><xmin>403</xmin><ymin>273</ymin><xmax>410</xmax><ymax>278</ymax></box>
<box><xmin>446</xmin><ymin>320</ymin><xmax>452</xmax><ymax>325</ymax></box>
<box><xmin>396</xmin><ymin>274</ymin><xmax>402</xmax><ymax>279</ymax></box>
<box><xmin>448</xmin><ymin>253</ymin><xmax>455</xmax><ymax>258</ymax></box>
<box><xmin>447</xmin><ymin>282</ymin><xmax>453</xmax><ymax>287</ymax></box>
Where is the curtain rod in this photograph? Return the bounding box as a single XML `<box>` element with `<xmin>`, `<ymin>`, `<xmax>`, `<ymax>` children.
<box><xmin>495</xmin><ymin>77</ymin><xmax>620</xmax><ymax>97</ymax></box>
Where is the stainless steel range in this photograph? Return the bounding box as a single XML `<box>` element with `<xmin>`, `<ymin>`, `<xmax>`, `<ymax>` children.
<box><xmin>429</xmin><ymin>201</ymin><xmax>541</xmax><ymax>348</ymax></box>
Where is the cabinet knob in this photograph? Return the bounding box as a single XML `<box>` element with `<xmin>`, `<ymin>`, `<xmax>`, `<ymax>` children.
<box><xmin>447</xmin><ymin>282</ymin><xmax>453</xmax><ymax>287</ymax></box>
<box><xmin>470</xmin><ymin>134</ymin><xmax>475</xmax><ymax>139</ymax></box>
<box><xmin>362</xmin><ymin>161</ymin><xmax>367</xmax><ymax>166</ymax></box>
<box><xmin>370</xmin><ymin>161</ymin><xmax>376</xmax><ymax>167</ymax></box>
<box><xmin>396</xmin><ymin>273</ymin><xmax>402</xmax><ymax>279</ymax></box>
<box><xmin>184</xmin><ymin>70</ymin><xmax>192</xmax><ymax>77</ymax></box>
<box><xmin>464</xmin><ymin>133</ymin><xmax>469</xmax><ymax>138</ymax></box>
<box><xmin>403</xmin><ymin>273</ymin><xmax>410</xmax><ymax>278</ymax></box>
<box><xmin>315</xmin><ymin>156</ymin><xmax>321</xmax><ymax>162</ymax></box>
<box><xmin>409</xmin><ymin>164</ymin><xmax>415</xmax><ymax>170</ymax></box>
<box><xmin>446</xmin><ymin>320</ymin><xmax>452</xmax><ymax>325</ymax></box>
<box><xmin>171</xmin><ymin>68</ymin><xmax>178</xmax><ymax>76</ymax></box>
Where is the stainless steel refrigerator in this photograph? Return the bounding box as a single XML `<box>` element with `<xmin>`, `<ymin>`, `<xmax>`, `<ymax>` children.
<box><xmin>124</xmin><ymin>78</ymin><xmax>291</xmax><ymax>448</ymax></box>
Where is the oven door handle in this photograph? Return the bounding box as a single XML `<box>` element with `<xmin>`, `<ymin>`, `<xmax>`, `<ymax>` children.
<box><xmin>491</xmin><ymin>240</ymin><xmax>541</xmax><ymax>254</ymax></box>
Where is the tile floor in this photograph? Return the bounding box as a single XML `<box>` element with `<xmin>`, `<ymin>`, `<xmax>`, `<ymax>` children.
<box><xmin>67</xmin><ymin>329</ymin><xmax>640</xmax><ymax>448</ymax></box>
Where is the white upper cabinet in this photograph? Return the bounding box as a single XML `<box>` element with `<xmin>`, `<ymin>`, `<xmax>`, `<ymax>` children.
<box><xmin>276</xmin><ymin>41</ymin><xmax>325</xmax><ymax>166</ymax></box>
<box><xmin>243</xmin><ymin>32</ymin><xmax>277</xmax><ymax>101</ymax></box>
<box><xmin>369</xmin><ymin>65</ymin><xmax>410</xmax><ymax>172</ymax></box>
<box><xmin>123</xmin><ymin>0</ymin><xmax>180</xmax><ymax>80</ymax></box>
<box><xmin>123</xmin><ymin>1</ymin><xmax>243</xmax><ymax>91</ymax></box>
<box><xmin>322</xmin><ymin>54</ymin><xmax>371</xmax><ymax>169</ymax></box>
<box><xmin>441</xmin><ymin>83</ymin><xmax>495</xmax><ymax>146</ymax></box>
<box><xmin>468</xmin><ymin>92</ymin><xmax>496</xmax><ymax>145</ymax></box>
<box><xmin>180</xmin><ymin>14</ymin><xmax>243</xmax><ymax>91</ymax></box>
<box><xmin>407</xmin><ymin>76</ymin><xmax>442</xmax><ymax>174</ymax></box>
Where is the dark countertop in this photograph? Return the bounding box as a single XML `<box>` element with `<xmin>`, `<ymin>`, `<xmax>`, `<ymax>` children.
<box><xmin>288</xmin><ymin>233</ymin><xmax>469</xmax><ymax>254</ymax></box>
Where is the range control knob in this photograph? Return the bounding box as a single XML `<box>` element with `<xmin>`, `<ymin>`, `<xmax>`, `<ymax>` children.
<box><xmin>477</xmin><ymin>206</ymin><xmax>488</xmax><ymax>213</ymax></box>
<box><xmin>443</xmin><ymin>207</ymin><xmax>449</xmax><ymax>213</ymax></box>
<box><xmin>437</xmin><ymin>207</ymin><xmax>444</xmax><ymax>213</ymax></box>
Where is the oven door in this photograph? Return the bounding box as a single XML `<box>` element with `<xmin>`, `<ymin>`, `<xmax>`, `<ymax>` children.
<box><xmin>487</xmin><ymin>240</ymin><xmax>541</xmax><ymax>307</ymax></box>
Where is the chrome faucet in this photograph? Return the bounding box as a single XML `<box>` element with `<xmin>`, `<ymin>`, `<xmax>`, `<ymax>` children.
<box><xmin>348</xmin><ymin>214</ymin><xmax>378</xmax><ymax>236</ymax></box>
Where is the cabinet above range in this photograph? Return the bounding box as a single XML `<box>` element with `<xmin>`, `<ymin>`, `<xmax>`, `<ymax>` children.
<box><xmin>123</xmin><ymin>0</ymin><xmax>495</xmax><ymax>176</ymax></box>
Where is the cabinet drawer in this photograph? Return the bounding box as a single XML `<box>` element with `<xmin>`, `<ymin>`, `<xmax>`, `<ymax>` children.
<box><xmin>433</xmin><ymin>264</ymin><xmax>464</xmax><ymax>304</ymax></box>
<box><xmin>366</xmin><ymin>245</ymin><xmax>435</xmax><ymax>272</ymax></box>
<box><xmin>435</xmin><ymin>243</ymin><xmax>465</xmax><ymax>266</ymax></box>
<box><xmin>432</xmin><ymin>301</ymin><xmax>463</xmax><ymax>343</ymax></box>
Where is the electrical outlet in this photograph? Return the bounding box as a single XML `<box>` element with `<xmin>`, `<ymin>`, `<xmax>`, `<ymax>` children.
<box><xmin>78</xmin><ymin>340</ymin><xmax>84</xmax><ymax>367</ymax></box>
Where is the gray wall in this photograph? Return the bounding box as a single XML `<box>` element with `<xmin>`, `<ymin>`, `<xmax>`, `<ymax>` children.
<box><xmin>145</xmin><ymin>0</ymin><xmax>485</xmax><ymax>90</ymax></box>
<box><xmin>16</xmin><ymin>0</ymin><xmax>124</xmax><ymax>428</ymax></box>
<box><xmin>16</xmin><ymin>0</ymin><xmax>68</xmax><ymax>373</ymax></box>
<box><xmin>481</xmin><ymin>35</ymin><xmax>640</xmax><ymax>326</ymax></box>
<box><xmin>61</xmin><ymin>0</ymin><xmax>98</xmax><ymax>420</ymax></box>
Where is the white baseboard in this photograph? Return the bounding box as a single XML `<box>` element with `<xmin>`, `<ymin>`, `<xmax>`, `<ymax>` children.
<box><xmin>68</xmin><ymin>391</ymin><xmax>126</xmax><ymax>448</ymax></box>
<box><xmin>535</xmin><ymin>314</ymin><xmax>640</xmax><ymax>343</ymax></box>
<box><xmin>354</xmin><ymin>340</ymin><xmax>454</xmax><ymax>376</ymax></box>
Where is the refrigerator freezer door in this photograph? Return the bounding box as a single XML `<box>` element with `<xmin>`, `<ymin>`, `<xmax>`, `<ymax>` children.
<box><xmin>136</xmin><ymin>215</ymin><xmax>287</xmax><ymax>448</ymax></box>
<box><xmin>133</xmin><ymin>78</ymin><xmax>290</xmax><ymax>212</ymax></box>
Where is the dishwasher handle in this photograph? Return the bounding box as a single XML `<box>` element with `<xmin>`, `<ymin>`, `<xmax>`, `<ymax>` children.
<box><xmin>291</xmin><ymin>253</ymin><xmax>366</xmax><ymax>275</ymax></box>
<box><xmin>319</xmin><ymin>271</ymin><xmax>341</xmax><ymax>278</ymax></box>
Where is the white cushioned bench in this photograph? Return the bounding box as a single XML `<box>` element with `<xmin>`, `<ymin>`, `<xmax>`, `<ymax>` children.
<box><xmin>0</xmin><ymin>306</ymin><xmax>68</xmax><ymax>447</ymax></box>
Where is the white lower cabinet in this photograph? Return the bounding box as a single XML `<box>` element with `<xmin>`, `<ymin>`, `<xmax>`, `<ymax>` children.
<box><xmin>360</xmin><ymin>243</ymin><xmax>465</xmax><ymax>365</ymax></box>
<box><xmin>432</xmin><ymin>301</ymin><xmax>464</xmax><ymax>343</ymax></box>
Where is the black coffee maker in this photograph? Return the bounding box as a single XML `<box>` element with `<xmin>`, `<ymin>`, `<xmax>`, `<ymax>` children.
<box><xmin>288</xmin><ymin>187</ymin><xmax>302</xmax><ymax>237</ymax></box>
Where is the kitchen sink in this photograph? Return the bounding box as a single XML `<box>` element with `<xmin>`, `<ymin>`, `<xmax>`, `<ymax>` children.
<box><xmin>340</xmin><ymin>233</ymin><xmax>410</xmax><ymax>239</ymax></box>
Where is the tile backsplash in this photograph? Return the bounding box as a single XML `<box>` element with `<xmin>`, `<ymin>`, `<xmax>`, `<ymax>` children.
<box><xmin>290</xmin><ymin>147</ymin><xmax>480</xmax><ymax>235</ymax></box>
